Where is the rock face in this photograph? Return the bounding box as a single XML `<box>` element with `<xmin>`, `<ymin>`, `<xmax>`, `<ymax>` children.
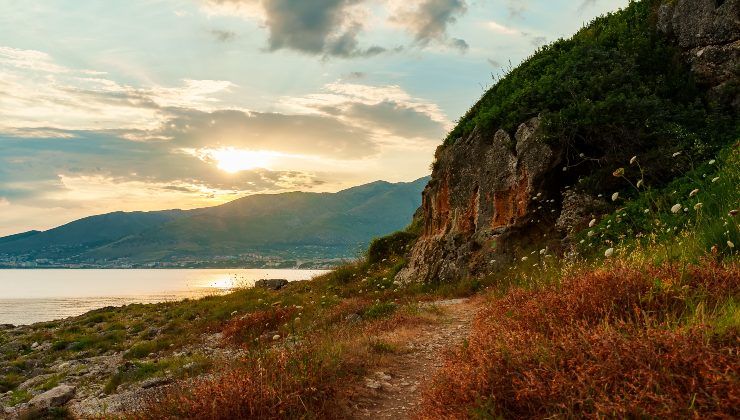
<box><xmin>28</xmin><ymin>384</ymin><xmax>75</xmax><ymax>409</ymax></box>
<box><xmin>396</xmin><ymin>118</ymin><xmax>562</xmax><ymax>283</ymax></box>
<box><xmin>254</xmin><ymin>279</ymin><xmax>289</xmax><ymax>290</ymax></box>
<box><xmin>657</xmin><ymin>0</ymin><xmax>740</xmax><ymax>105</ymax></box>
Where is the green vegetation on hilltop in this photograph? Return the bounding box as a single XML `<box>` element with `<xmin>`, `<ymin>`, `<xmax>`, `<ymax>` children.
<box><xmin>444</xmin><ymin>0</ymin><xmax>736</xmax><ymax>195</ymax></box>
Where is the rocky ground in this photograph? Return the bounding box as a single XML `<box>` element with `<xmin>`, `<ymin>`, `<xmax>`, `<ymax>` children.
<box><xmin>0</xmin><ymin>328</ymin><xmax>241</xmax><ymax>418</ymax></box>
<box><xmin>346</xmin><ymin>298</ymin><xmax>479</xmax><ymax>419</ymax></box>
<box><xmin>0</xmin><ymin>292</ymin><xmax>482</xmax><ymax>419</ymax></box>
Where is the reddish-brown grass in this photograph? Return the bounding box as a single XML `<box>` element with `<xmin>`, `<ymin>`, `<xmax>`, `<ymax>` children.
<box><xmin>138</xmin><ymin>299</ymin><xmax>442</xmax><ymax>419</ymax></box>
<box><xmin>221</xmin><ymin>306</ymin><xmax>298</xmax><ymax>346</ymax></box>
<box><xmin>420</xmin><ymin>261</ymin><xmax>739</xmax><ymax>419</ymax></box>
<box><xmin>138</xmin><ymin>342</ymin><xmax>344</xmax><ymax>419</ymax></box>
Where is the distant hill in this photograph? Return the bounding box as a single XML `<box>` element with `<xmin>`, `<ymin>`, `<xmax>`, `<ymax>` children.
<box><xmin>0</xmin><ymin>177</ymin><xmax>429</xmax><ymax>266</ymax></box>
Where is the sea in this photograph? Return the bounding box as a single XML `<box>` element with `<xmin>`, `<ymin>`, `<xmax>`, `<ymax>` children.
<box><xmin>0</xmin><ymin>269</ymin><xmax>328</xmax><ymax>325</ymax></box>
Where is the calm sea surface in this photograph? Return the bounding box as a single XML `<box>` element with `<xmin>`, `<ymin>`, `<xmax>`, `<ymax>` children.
<box><xmin>0</xmin><ymin>269</ymin><xmax>328</xmax><ymax>325</ymax></box>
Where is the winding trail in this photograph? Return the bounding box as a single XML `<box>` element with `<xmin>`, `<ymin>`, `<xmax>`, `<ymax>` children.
<box><xmin>347</xmin><ymin>298</ymin><xmax>480</xmax><ymax>419</ymax></box>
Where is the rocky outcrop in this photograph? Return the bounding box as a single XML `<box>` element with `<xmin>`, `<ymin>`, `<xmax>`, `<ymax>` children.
<box><xmin>555</xmin><ymin>190</ymin><xmax>609</xmax><ymax>236</ymax></box>
<box><xmin>28</xmin><ymin>384</ymin><xmax>75</xmax><ymax>410</ymax></box>
<box><xmin>657</xmin><ymin>0</ymin><xmax>740</xmax><ymax>105</ymax></box>
<box><xmin>396</xmin><ymin>0</ymin><xmax>739</xmax><ymax>284</ymax></box>
<box><xmin>396</xmin><ymin>117</ymin><xmax>563</xmax><ymax>283</ymax></box>
<box><xmin>255</xmin><ymin>279</ymin><xmax>289</xmax><ymax>290</ymax></box>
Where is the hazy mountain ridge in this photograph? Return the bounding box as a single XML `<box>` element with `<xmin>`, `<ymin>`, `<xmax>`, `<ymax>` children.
<box><xmin>0</xmin><ymin>177</ymin><xmax>429</xmax><ymax>267</ymax></box>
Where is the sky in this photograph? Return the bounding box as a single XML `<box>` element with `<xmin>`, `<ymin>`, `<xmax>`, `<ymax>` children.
<box><xmin>0</xmin><ymin>0</ymin><xmax>628</xmax><ymax>236</ymax></box>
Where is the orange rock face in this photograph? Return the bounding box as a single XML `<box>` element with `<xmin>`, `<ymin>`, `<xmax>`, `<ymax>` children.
<box><xmin>492</xmin><ymin>170</ymin><xmax>529</xmax><ymax>229</ymax></box>
<box><xmin>396</xmin><ymin>117</ymin><xmax>561</xmax><ymax>284</ymax></box>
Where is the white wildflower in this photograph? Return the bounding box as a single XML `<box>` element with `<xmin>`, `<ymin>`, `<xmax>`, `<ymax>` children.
<box><xmin>712</xmin><ymin>177</ymin><xmax>720</xmax><ymax>183</ymax></box>
<box><xmin>689</xmin><ymin>189</ymin><xmax>699</xmax><ymax>197</ymax></box>
<box><xmin>672</xmin><ymin>151</ymin><xmax>681</xmax><ymax>157</ymax></box>
<box><xmin>611</xmin><ymin>192</ymin><xmax>619</xmax><ymax>201</ymax></box>
<box><xmin>694</xmin><ymin>203</ymin><xmax>703</xmax><ymax>210</ymax></box>
<box><xmin>671</xmin><ymin>204</ymin><xmax>682</xmax><ymax>213</ymax></box>
<box><xmin>579</xmin><ymin>239</ymin><xmax>585</xmax><ymax>244</ymax></box>
<box><xmin>644</xmin><ymin>209</ymin><xmax>650</xmax><ymax>213</ymax></box>
<box><xmin>637</xmin><ymin>179</ymin><xmax>644</xmax><ymax>188</ymax></box>
<box><xmin>728</xmin><ymin>241</ymin><xmax>735</xmax><ymax>249</ymax></box>
<box><xmin>539</xmin><ymin>248</ymin><xmax>547</xmax><ymax>255</ymax></box>
<box><xmin>521</xmin><ymin>256</ymin><xmax>528</xmax><ymax>262</ymax></box>
<box><xmin>630</xmin><ymin>156</ymin><xmax>638</xmax><ymax>165</ymax></box>
<box><xmin>588</xmin><ymin>230</ymin><xmax>595</xmax><ymax>237</ymax></box>
<box><xmin>604</xmin><ymin>248</ymin><xmax>615</xmax><ymax>257</ymax></box>
<box><xmin>589</xmin><ymin>218</ymin><xmax>597</xmax><ymax>227</ymax></box>
<box><xmin>709</xmin><ymin>159</ymin><xmax>716</xmax><ymax>165</ymax></box>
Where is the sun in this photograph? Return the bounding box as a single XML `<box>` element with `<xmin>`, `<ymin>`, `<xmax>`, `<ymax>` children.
<box><xmin>208</xmin><ymin>148</ymin><xmax>278</xmax><ymax>173</ymax></box>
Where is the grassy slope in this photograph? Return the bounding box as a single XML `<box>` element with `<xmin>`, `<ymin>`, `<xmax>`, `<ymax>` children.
<box><xmin>415</xmin><ymin>135</ymin><xmax>739</xmax><ymax>417</ymax></box>
<box><xmin>1</xmin><ymin>0</ymin><xmax>737</xmax><ymax>418</ymax></box>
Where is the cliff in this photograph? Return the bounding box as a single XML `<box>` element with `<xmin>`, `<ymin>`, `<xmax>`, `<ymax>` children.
<box><xmin>397</xmin><ymin>0</ymin><xmax>739</xmax><ymax>283</ymax></box>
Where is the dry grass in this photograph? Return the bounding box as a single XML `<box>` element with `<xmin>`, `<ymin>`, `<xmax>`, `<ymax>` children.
<box><xmin>137</xmin><ymin>301</ymin><xmax>442</xmax><ymax>419</ymax></box>
<box><xmin>420</xmin><ymin>260</ymin><xmax>739</xmax><ymax>419</ymax></box>
<box><xmin>221</xmin><ymin>306</ymin><xmax>298</xmax><ymax>346</ymax></box>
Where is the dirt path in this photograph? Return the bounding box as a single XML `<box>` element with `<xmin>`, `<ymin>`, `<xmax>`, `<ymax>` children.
<box><xmin>348</xmin><ymin>298</ymin><xmax>479</xmax><ymax>419</ymax></box>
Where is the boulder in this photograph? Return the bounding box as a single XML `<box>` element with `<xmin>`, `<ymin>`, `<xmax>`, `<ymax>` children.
<box><xmin>657</xmin><ymin>0</ymin><xmax>740</xmax><ymax>106</ymax></box>
<box><xmin>254</xmin><ymin>279</ymin><xmax>289</xmax><ymax>290</ymax></box>
<box><xmin>139</xmin><ymin>376</ymin><xmax>172</xmax><ymax>389</ymax></box>
<box><xmin>28</xmin><ymin>384</ymin><xmax>75</xmax><ymax>409</ymax></box>
<box><xmin>18</xmin><ymin>373</ymin><xmax>57</xmax><ymax>391</ymax></box>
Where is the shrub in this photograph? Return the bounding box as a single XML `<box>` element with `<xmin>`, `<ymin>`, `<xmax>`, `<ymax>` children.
<box><xmin>367</xmin><ymin>231</ymin><xmax>417</xmax><ymax>265</ymax></box>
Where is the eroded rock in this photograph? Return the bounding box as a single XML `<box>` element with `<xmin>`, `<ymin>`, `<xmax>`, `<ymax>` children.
<box><xmin>254</xmin><ymin>279</ymin><xmax>289</xmax><ymax>290</ymax></box>
<box><xmin>28</xmin><ymin>384</ymin><xmax>75</xmax><ymax>409</ymax></box>
<box><xmin>397</xmin><ymin>117</ymin><xmax>562</xmax><ymax>283</ymax></box>
<box><xmin>657</xmin><ymin>0</ymin><xmax>740</xmax><ymax>105</ymax></box>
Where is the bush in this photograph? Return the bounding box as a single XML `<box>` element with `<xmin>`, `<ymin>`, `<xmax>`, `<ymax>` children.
<box><xmin>367</xmin><ymin>231</ymin><xmax>417</xmax><ymax>264</ymax></box>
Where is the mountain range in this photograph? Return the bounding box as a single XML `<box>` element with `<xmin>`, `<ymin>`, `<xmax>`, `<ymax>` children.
<box><xmin>0</xmin><ymin>177</ymin><xmax>428</xmax><ymax>268</ymax></box>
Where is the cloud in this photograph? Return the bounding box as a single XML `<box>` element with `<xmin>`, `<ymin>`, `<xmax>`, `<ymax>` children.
<box><xmin>0</xmin><ymin>46</ymin><xmax>446</xmax><ymax>220</ymax></box>
<box><xmin>503</xmin><ymin>0</ymin><xmax>528</xmax><ymax>19</ymax></box>
<box><xmin>343</xmin><ymin>71</ymin><xmax>366</xmax><ymax>80</ymax></box>
<box><xmin>390</xmin><ymin>0</ymin><xmax>468</xmax><ymax>51</ymax></box>
<box><xmin>486</xmin><ymin>20</ymin><xmax>519</xmax><ymax>35</ymax></box>
<box><xmin>578</xmin><ymin>0</ymin><xmax>599</xmax><ymax>11</ymax></box>
<box><xmin>0</xmin><ymin>47</ymin><xmax>236</xmax><ymax>134</ymax></box>
<box><xmin>282</xmin><ymin>81</ymin><xmax>449</xmax><ymax>139</ymax></box>
<box><xmin>204</xmin><ymin>0</ymin><xmax>385</xmax><ymax>58</ymax></box>
<box><xmin>209</xmin><ymin>29</ymin><xmax>237</xmax><ymax>42</ymax></box>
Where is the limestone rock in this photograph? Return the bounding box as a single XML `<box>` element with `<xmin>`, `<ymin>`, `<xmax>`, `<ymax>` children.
<box><xmin>555</xmin><ymin>190</ymin><xmax>608</xmax><ymax>235</ymax></box>
<box><xmin>396</xmin><ymin>117</ymin><xmax>562</xmax><ymax>283</ymax></box>
<box><xmin>28</xmin><ymin>384</ymin><xmax>75</xmax><ymax>409</ymax></box>
<box><xmin>139</xmin><ymin>376</ymin><xmax>172</xmax><ymax>389</ymax></box>
<box><xmin>18</xmin><ymin>373</ymin><xmax>57</xmax><ymax>391</ymax></box>
<box><xmin>657</xmin><ymin>0</ymin><xmax>740</xmax><ymax>105</ymax></box>
<box><xmin>254</xmin><ymin>279</ymin><xmax>289</xmax><ymax>290</ymax></box>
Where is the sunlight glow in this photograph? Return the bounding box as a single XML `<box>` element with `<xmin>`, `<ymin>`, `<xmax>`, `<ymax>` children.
<box><xmin>191</xmin><ymin>147</ymin><xmax>286</xmax><ymax>173</ymax></box>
